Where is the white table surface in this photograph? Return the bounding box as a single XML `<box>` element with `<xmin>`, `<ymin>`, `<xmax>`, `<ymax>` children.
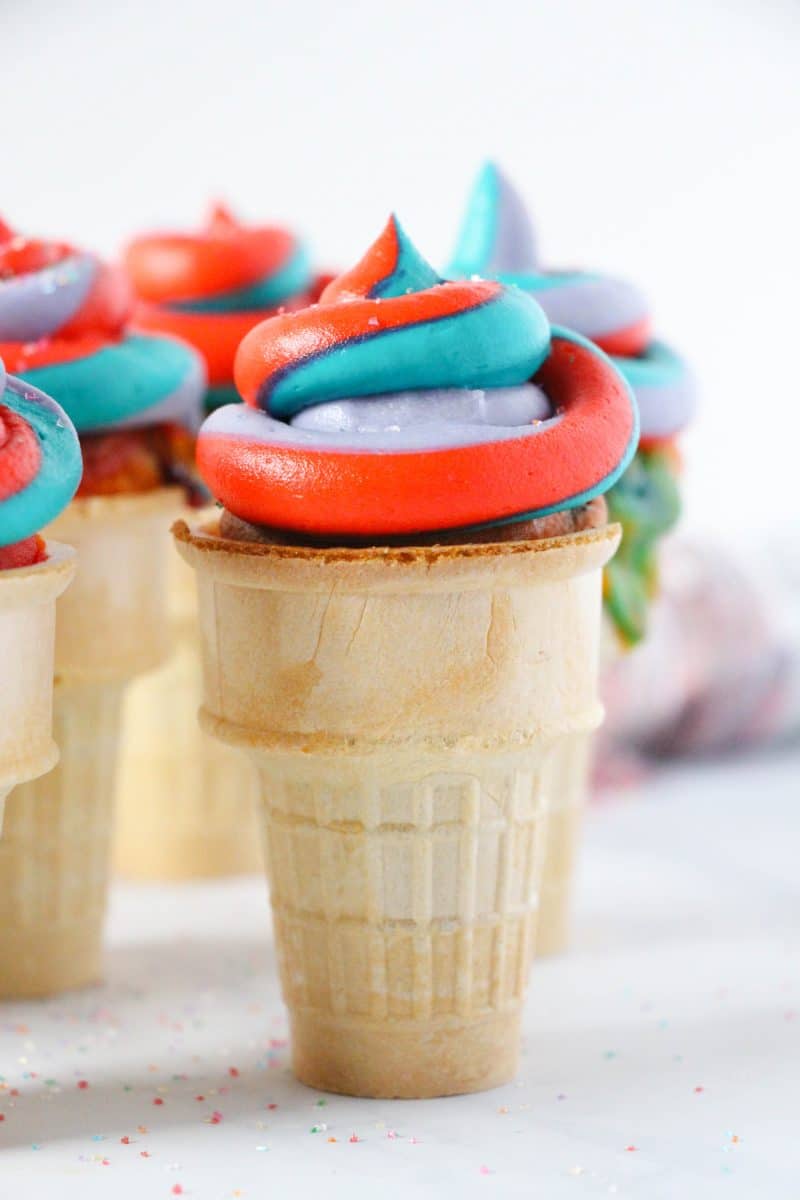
<box><xmin>2</xmin><ymin>749</ymin><xmax>798</xmax><ymax>1199</ymax></box>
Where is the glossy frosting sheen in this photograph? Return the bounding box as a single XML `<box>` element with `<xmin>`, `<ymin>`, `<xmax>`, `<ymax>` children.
<box><xmin>198</xmin><ymin>216</ymin><xmax>638</xmax><ymax>537</ymax></box>
<box><xmin>0</xmin><ymin>221</ymin><xmax>204</xmax><ymax>434</ymax></box>
<box><xmin>0</xmin><ymin>357</ymin><xmax>82</xmax><ymax>548</ymax></box>
<box><xmin>124</xmin><ymin>205</ymin><xmax>313</xmax><ymax>399</ymax></box>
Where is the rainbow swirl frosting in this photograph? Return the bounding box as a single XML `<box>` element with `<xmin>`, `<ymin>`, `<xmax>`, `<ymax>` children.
<box><xmin>198</xmin><ymin>216</ymin><xmax>638</xmax><ymax>538</ymax></box>
<box><xmin>0</xmin><ymin>357</ymin><xmax>82</xmax><ymax>555</ymax></box>
<box><xmin>0</xmin><ymin>220</ymin><xmax>204</xmax><ymax>434</ymax></box>
<box><xmin>125</xmin><ymin>205</ymin><xmax>313</xmax><ymax>411</ymax></box>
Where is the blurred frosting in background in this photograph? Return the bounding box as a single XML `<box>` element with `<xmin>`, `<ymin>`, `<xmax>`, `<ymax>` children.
<box><xmin>0</xmin><ymin>219</ymin><xmax>203</xmax><ymax>436</ymax></box>
<box><xmin>448</xmin><ymin>162</ymin><xmax>697</xmax><ymax>646</ymax></box>
<box><xmin>124</xmin><ymin>204</ymin><xmax>315</xmax><ymax>413</ymax></box>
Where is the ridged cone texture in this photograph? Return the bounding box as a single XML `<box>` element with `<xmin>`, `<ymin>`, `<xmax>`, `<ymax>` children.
<box><xmin>174</xmin><ymin>519</ymin><xmax>620</xmax><ymax>1096</ymax></box>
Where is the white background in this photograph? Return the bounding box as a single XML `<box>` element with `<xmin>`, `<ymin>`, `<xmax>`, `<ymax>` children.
<box><xmin>4</xmin><ymin>0</ymin><xmax>799</xmax><ymax>535</ymax></box>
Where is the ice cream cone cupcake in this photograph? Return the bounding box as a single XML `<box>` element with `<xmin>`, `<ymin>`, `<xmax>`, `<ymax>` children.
<box><xmin>0</xmin><ymin>219</ymin><xmax>204</xmax><ymax>996</ymax></box>
<box><xmin>0</xmin><ymin>359</ymin><xmax>80</xmax><ymax>831</ymax></box>
<box><xmin>175</xmin><ymin>216</ymin><xmax>636</xmax><ymax>1096</ymax></box>
<box><xmin>449</xmin><ymin>162</ymin><xmax>697</xmax><ymax>954</ymax></box>
<box><xmin>110</xmin><ymin>205</ymin><xmax>316</xmax><ymax>880</ymax></box>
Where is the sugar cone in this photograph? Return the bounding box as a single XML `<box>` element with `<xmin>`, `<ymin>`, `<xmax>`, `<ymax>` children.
<box><xmin>0</xmin><ymin>491</ymin><xmax>178</xmax><ymax>998</ymax></box>
<box><xmin>0</xmin><ymin>545</ymin><xmax>76</xmax><ymax>832</ymax></box>
<box><xmin>114</xmin><ymin>509</ymin><xmax>260</xmax><ymax>880</ymax></box>
<box><xmin>174</xmin><ymin>518</ymin><xmax>620</xmax><ymax>1098</ymax></box>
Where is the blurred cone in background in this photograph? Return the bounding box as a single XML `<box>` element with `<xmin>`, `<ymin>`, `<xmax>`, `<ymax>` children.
<box><xmin>174</xmin><ymin>518</ymin><xmax>617</xmax><ymax>1098</ymax></box>
<box><xmin>0</xmin><ymin>545</ymin><xmax>76</xmax><ymax>831</ymax></box>
<box><xmin>0</xmin><ymin>493</ymin><xmax>177</xmax><ymax>998</ymax></box>
<box><xmin>114</xmin><ymin>507</ymin><xmax>261</xmax><ymax>880</ymax></box>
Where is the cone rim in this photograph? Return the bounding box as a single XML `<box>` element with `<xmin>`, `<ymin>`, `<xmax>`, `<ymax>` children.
<box><xmin>0</xmin><ymin>541</ymin><xmax>76</xmax><ymax>610</ymax></box>
<box><xmin>173</xmin><ymin>513</ymin><xmax>621</xmax><ymax>568</ymax></box>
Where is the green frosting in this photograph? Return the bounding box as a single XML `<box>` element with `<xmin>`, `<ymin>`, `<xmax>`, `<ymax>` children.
<box><xmin>604</xmin><ymin>447</ymin><xmax>682</xmax><ymax>646</ymax></box>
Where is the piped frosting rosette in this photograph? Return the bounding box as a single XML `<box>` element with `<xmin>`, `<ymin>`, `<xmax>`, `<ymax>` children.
<box><xmin>125</xmin><ymin>205</ymin><xmax>313</xmax><ymax>411</ymax></box>
<box><xmin>198</xmin><ymin>216</ymin><xmax>637</xmax><ymax>539</ymax></box>
<box><xmin>0</xmin><ymin>356</ymin><xmax>81</xmax><ymax>568</ymax></box>
<box><xmin>0</xmin><ymin>220</ymin><xmax>204</xmax><ymax>435</ymax></box>
<box><xmin>448</xmin><ymin>163</ymin><xmax>695</xmax><ymax>449</ymax></box>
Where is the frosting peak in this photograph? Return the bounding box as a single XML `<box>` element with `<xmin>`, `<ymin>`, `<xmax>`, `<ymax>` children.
<box><xmin>323</xmin><ymin>214</ymin><xmax>441</xmax><ymax>302</ymax></box>
<box><xmin>449</xmin><ymin>161</ymin><xmax>540</xmax><ymax>279</ymax></box>
<box><xmin>236</xmin><ymin>215</ymin><xmax>550</xmax><ymax>420</ymax></box>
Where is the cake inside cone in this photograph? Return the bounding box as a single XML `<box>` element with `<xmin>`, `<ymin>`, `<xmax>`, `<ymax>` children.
<box><xmin>77</xmin><ymin>425</ymin><xmax>206</xmax><ymax>505</ymax></box>
<box><xmin>218</xmin><ymin>495</ymin><xmax>608</xmax><ymax>549</ymax></box>
<box><xmin>0</xmin><ymin>533</ymin><xmax>46</xmax><ymax>570</ymax></box>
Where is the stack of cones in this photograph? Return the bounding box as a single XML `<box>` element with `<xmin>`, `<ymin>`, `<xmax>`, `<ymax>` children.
<box><xmin>175</xmin><ymin>519</ymin><xmax>619</xmax><ymax>1097</ymax></box>
<box><xmin>0</xmin><ymin>491</ymin><xmax>178</xmax><ymax>997</ymax></box>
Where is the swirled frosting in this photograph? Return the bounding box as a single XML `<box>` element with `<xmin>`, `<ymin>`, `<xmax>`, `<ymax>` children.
<box><xmin>124</xmin><ymin>204</ymin><xmax>313</xmax><ymax>412</ymax></box>
<box><xmin>0</xmin><ymin>220</ymin><xmax>204</xmax><ymax>434</ymax></box>
<box><xmin>0</xmin><ymin>356</ymin><xmax>82</xmax><ymax>566</ymax></box>
<box><xmin>198</xmin><ymin>216</ymin><xmax>638</xmax><ymax>538</ymax></box>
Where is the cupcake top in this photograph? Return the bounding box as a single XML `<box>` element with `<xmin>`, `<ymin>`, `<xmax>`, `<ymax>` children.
<box><xmin>0</xmin><ymin>356</ymin><xmax>82</xmax><ymax>567</ymax></box>
<box><xmin>123</xmin><ymin>205</ymin><xmax>313</xmax><ymax>409</ymax></box>
<box><xmin>0</xmin><ymin>219</ymin><xmax>204</xmax><ymax>434</ymax></box>
<box><xmin>448</xmin><ymin>163</ymin><xmax>695</xmax><ymax>445</ymax></box>
<box><xmin>198</xmin><ymin>216</ymin><xmax>638</xmax><ymax>538</ymax></box>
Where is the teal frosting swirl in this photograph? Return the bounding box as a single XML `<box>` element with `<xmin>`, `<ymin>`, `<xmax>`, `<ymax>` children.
<box><xmin>253</xmin><ymin>218</ymin><xmax>551</xmax><ymax>421</ymax></box>
<box><xmin>0</xmin><ymin>364</ymin><xmax>82</xmax><ymax>546</ymax></box>
<box><xmin>20</xmin><ymin>334</ymin><xmax>205</xmax><ymax>434</ymax></box>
